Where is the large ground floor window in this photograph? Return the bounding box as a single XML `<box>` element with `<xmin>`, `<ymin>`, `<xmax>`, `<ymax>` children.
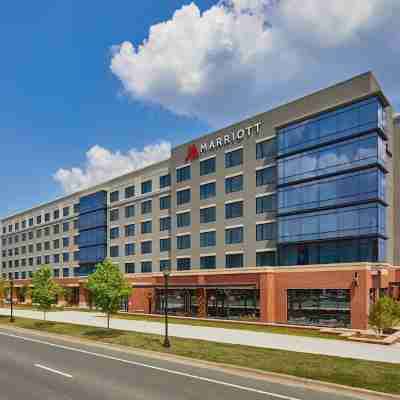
<box><xmin>287</xmin><ymin>289</ymin><xmax>350</xmax><ymax>328</ymax></box>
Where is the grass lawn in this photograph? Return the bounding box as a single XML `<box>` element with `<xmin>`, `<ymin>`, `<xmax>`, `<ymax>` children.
<box><xmin>0</xmin><ymin>315</ymin><xmax>399</xmax><ymax>395</ymax></box>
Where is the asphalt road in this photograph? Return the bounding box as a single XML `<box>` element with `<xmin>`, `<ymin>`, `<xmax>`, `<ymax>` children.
<box><xmin>0</xmin><ymin>327</ymin><xmax>362</xmax><ymax>400</ymax></box>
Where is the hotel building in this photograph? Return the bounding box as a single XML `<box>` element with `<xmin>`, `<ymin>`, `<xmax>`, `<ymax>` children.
<box><xmin>1</xmin><ymin>72</ymin><xmax>400</xmax><ymax>329</ymax></box>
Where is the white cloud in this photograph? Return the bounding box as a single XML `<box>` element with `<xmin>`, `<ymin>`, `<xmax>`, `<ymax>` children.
<box><xmin>54</xmin><ymin>141</ymin><xmax>171</xmax><ymax>194</ymax></box>
<box><xmin>110</xmin><ymin>0</ymin><xmax>400</xmax><ymax>126</ymax></box>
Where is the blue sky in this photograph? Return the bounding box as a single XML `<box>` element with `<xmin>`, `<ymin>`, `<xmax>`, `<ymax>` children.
<box><xmin>1</xmin><ymin>0</ymin><xmax>399</xmax><ymax>217</ymax></box>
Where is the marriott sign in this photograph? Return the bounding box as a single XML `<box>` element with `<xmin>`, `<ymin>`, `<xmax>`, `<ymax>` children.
<box><xmin>199</xmin><ymin>121</ymin><xmax>263</xmax><ymax>154</ymax></box>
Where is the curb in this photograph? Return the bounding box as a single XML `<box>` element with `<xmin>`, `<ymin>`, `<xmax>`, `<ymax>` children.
<box><xmin>0</xmin><ymin>324</ymin><xmax>398</xmax><ymax>400</ymax></box>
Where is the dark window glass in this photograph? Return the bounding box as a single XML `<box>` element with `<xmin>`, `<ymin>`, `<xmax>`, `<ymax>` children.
<box><xmin>256</xmin><ymin>223</ymin><xmax>276</xmax><ymax>241</ymax></box>
<box><xmin>36</xmin><ymin>215</ymin><xmax>42</xmax><ymax>225</ymax></box>
<box><xmin>53</xmin><ymin>210</ymin><xmax>60</xmax><ymax>219</ymax></box>
<box><xmin>177</xmin><ymin>257</ymin><xmax>191</xmax><ymax>271</ymax></box>
<box><xmin>141</xmin><ymin>180</ymin><xmax>152</xmax><ymax>194</ymax></box>
<box><xmin>110</xmin><ymin>209</ymin><xmax>119</xmax><ymax>221</ymax></box>
<box><xmin>141</xmin><ymin>221</ymin><xmax>152</xmax><ymax>234</ymax></box>
<box><xmin>125</xmin><ymin>243</ymin><xmax>135</xmax><ymax>256</ymax></box>
<box><xmin>200</xmin><ymin>182</ymin><xmax>216</xmax><ymax>200</ymax></box>
<box><xmin>160</xmin><ymin>174</ymin><xmax>171</xmax><ymax>189</ymax></box>
<box><xmin>125</xmin><ymin>263</ymin><xmax>135</xmax><ymax>273</ymax></box>
<box><xmin>63</xmin><ymin>222</ymin><xmax>70</xmax><ymax>232</ymax></box>
<box><xmin>225</xmin><ymin>175</ymin><xmax>243</xmax><ymax>193</ymax></box>
<box><xmin>110</xmin><ymin>246</ymin><xmax>119</xmax><ymax>257</ymax></box>
<box><xmin>176</xmin><ymin>166</ymin><xmax>191</xmax><ymax>183</ymax></box>
<box><xmin>160</xmin><ymin>238</ymin><xmax>171</xmax><ymax>252</ymax></box>
<box><xmin>29</xmin><ymin>218</ymin><xmax>34</xmax><ymax>227</ymax></box>
<box><xmin>159</xmin><ymin>217</ymin><xmax>171</xmax><ymax>232</ymax></box>
<box><xmin>225</xmin><ymin>201</ymin><xmax>243</xmax><ymax>219</ymax></box>
<box><xmin>200</xmin><ymin>255</ymin><xmax>216</xmax><ymax>269</ymax></box>
<box><xmin>177</xmin><ymin>234</ymin><xmax>191</xmax><ymax>250</ymax></box>
<box><xmin>226</xmin><ymin>254</ymin><xmax>243</xmax><ymax>268</ymax></box>
<box><xmin>125</xmin><ymin>205</ymin><xmax>135</xmax><ymax>218</ymax></box>
<box><xmin>141</xmin><ymin>240</ymin><xmax>152</xmax><ymax>254</ymax></box>
<box><xmin>177</xmin><ymin>212</ymin><xmax>191</xmax><ymax>228</ymax></box>
<box><xmin>256</xmin><ymin>194</ymin><xmax>276</xmax><ymax>214</ymax></box>
<box><xmin>200</xmin><ymin>231</ymin><xmax>216</xmax><ymax>247</ymax></box>
<box><xmin>225</xmin><ymin>227</ymin><xmax>243</xmax><ymax>244</ymax></box>
<box><xmin>125</xmin><ymin>224</ymin><xmax>135</xmax><ymax>237</ymax></box>
<box><xmin>256</xmin><ymin>166</ymin><xmax>276</xmax><ymax>186</ymax></box>
<box><xmin>63</xmin><ymin>237</ymin><xmax>69</xmax><ymax>247</ymax></box>
<box><xmin>225</xmin><ymin>148</ymin><xmax>243</xmax><ymax>168</ymax></box>
<box><xmin>141</xmin><ymin>200</ymin><xmax>152</xmax><ymax>214</ymax></box>
<box><xmin>256</xmin><ymin>138</ymin><xmax>276</xmax><ymax>160</ymax></box>
<box><xmin>177</xmin><ymin>189</ymin><xmax>191</xmax><ymax>206</ymax></box>
<box><xmin>200</xmin><ymin>206</ymin><xmax>216</xmax><ymax>223</ymax></box>
<box><xmin>53</xmin><ymin>254</ymin><xmax>60</xmax><ymax>264</ymax></box>
<box><xmin>44</xmin><ymin>227</ymin><xmax>50</xmax><ymax>236</ymax></box>
<box><xmin>53</xmin><ymin>239</ymin><xmax>60</xmax><ymax>249</ymax></box>
<box><xmin>63</xmin><ymin>268</ymin><xmax>70</xmax><ymax>277</ymax></box>
<box><xmin>73</xmin><ymin>204</ymin><xmax>80</xmax><ymax>214</ymax></box>
<box><xmin>78</xmin><ymin>228</ymin><xmax>106</xmax><ymax>247</ymax></box>
<box><xmin>63</xmin><ymin>252</ymin><xmax>69</xmax><ymax>262</ymax></box>
<box><xmin>110</xmin><ymin>227</ymin><xmax>119</xmax><ymax>239</ymax></box>
<box><xmin>160</xmin><ymin>196</ymin><xmax>171</xmax><ymax>210</ymax></box>
<box><xmin>63</xmin><ymin>207</ymin><xmax>70</xmax><ymax>217</ymax></box>
<box><xmin>200</xmin><ymin>157</ymin><xmax>216</xmax><ymax>176</ymax></box>
<box><xmin>160</xmin><ymin>259</ymin><xmax>171</xmax><ymax>271</ymax></box>
<box><xmin>44</xmin><ymin>213</ymin><xmax>50</xmax><ymax>222</ymax></box>
<box><xmin>141</xmin><ymin>261</ymin><xmax>152</xmax><ymax>273</ymax></box>
<box><xmin>125</xmin><ymin>185</ymin><xmax>135</xmax><ymax>199</ymax></box>
<box><xmin>53</xmin><ymin>224</ymin><xmax>60</xmax><ymax>234</ymax></box>
<box><xmin>110</xmin><ymin>191</ymin><xmax>119</xmax><ymax>202</ymax></box>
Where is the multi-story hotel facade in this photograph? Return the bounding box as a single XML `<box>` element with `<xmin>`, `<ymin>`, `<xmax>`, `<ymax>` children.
<box><xmin>1</xmin><ymin>72</ymin><xmax>400</xmax><ymax>329</ymax></box>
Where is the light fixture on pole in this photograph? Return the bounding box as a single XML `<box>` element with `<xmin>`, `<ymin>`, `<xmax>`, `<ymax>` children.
<box><xmin>163</xmin><ymin>269</ymin><xmax>171</xmax><ymax>348</ymax></box>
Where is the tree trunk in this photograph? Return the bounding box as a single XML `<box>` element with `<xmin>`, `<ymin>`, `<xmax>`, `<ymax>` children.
<box><xmin>107</xmin><ymin>312</ymin><xmax>110</xmax><ymax>329</ymax></box>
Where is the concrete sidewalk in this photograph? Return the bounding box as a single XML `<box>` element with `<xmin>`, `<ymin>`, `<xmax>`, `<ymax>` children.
<box><xmin>1</xmin><ymin>308</ymin><xmax>400</xmax><ymax>364</ymax></box>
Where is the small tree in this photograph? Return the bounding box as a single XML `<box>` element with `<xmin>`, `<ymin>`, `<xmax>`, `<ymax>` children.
<box><xmin>369</xmin><ymin>296</ymin><xmax>400</xmax><ymax>336</ymax></box>
<box><xmin>31</xmin><ymin>266</ymin><xmax>61</xmax><ymax>321</ymax></box>
<box><xmin>19</xmin><ymin>284</ymin><xmax>30</xmax><ymax>303</ymax></box>
<box><xmin>0</xmin><ymin>278</ymin><xmax>6</xmax><ymax>305</ymax></box>
<box><xmin>87</xmin><ymin>259</ymin><xmax>132</xmax><ymax>329</ymax></box>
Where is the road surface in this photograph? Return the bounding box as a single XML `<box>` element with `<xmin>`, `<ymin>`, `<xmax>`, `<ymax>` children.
<box><xmin>0</xmin><ymin>326</ymin><xmax>362</xmax><ymax>400</ymax></box>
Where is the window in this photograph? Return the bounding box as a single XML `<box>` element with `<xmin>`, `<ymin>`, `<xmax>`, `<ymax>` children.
<box><xmin>256</xmin><ymin>138</ymin><xmax>276</xmax><ymax>160</ymax></box>
<box><xmin>63</xmin><ymin>237</ymin><xmax>69</xmax><ymax>247</ymax></box>
<box><xmin>73</xmin><ymin>219</ymin><xmax>78</xmax><ymax>229</ymax></box>
<box><xmin>177</xmin><ymin>234</ymin><xmax>191</xmax><ymax>250</ymax></box>
<box><xmin>256</xmin><ymin>251</ymin><xmax>276</xmax><ymax>266</ymax></box>
<box><xmin>160</xmin><ymin>238</ymin><xmax>171</xmax><ymax>252</ymax></box>
<box><xmin>225</xmin><ymin>175</ymin><xmax>243</xmax><ymax>193</ymax></box>
<box><xmin>141</xmin><ymin>261</ymin><xmax>152</xmax><ymax>273</ymax></box>
<box><xmin>125</xmin><ymin>205</ymin><xmax>135</xmax><ymax>218</ymax></box>
<box><xmin>44</xmin><ymin>213</ymin><xmax>50</xmax><ymax>223</ymax></box>
<box><xmin>110</xmin><ymin>209</ymin><xmax>119</xmax><ymax>221</ymax></box>
<box><xmin>200</xmin><ymin>231</ymin><xmax>216</xmax><ymax>247</ymax></box>
<box><xmin>63</xmin><ymin>252</ymin><xmax>69</xmax><ymax>262</ymax></box>
<box><xmin>225</xmin><ymin>227</ymin><xmax>244</xmax><ymax>244</ymax></box>
<box><xmin>256</xmin><ymin>223</ymin><xmax>276</xmax><ymax>241</ymax></box>
<box><xmin>141</xmin><ymin>221</ymin><xmax>152</xmax><ymax>234</ymax></box>
<box><xmin>160</xmin><ymin>259</ymin><xmax>171</xmax><ymax>271</ymax></box>
<box><xmin>159</xmin><ymin>217</ymin><xmax>171</xmax><ymax>232</ymax></box>
<box><xmin>200</xmin><ymin>182</ymin><xmax>216</xmax><ymax>200</ymax></box>
<box><xmin>177</xmin><ymin>189</ymin><xmax>191</xmax><ymax>206</ymax></box>
<box><xmin>44</xmin><ymin>255</ymin><xmax>50</xmax><ymax>264</ymax></box>
<box><xmin>141</xmin><ymin>200</ymin><xmax>152</xmax><ymax>214</ymax></box>
<box><xmin>200</xmin><ymin>206</ymin><xmax>216</xmax><ymax>223</ymax></box>
<box><xmin>125</xmin><ymin>185</ymin><xmax>135</xmax><ymax>199</ymax></box>
<box><xmin>63</xmin><ymin>222</ymin><xmax>70</xmax><ymax>232</ymax></box>
<box><xmin>53</xmin><ymin>254</ymin><xmax>60</xmax><ymax>264</ymax></box>
<box><xmin>53</xmin><ymin>210</ymin><xmax>60</xmax><ymax>219</ymax></box>
<box><xmin>110</xmin><ymin>227</ymin><xmax>120</xmax><ymax>239</ymax></box>
<box><xmin>200</xmin><ymin>255</ymin><xmax>216</xmax><ymax>269</ymax></box>
<box><xmin>141</xmin><ymin>180</ymin><xmax>152</xmax><ymax>194</ymax></box>
<box><xmin>141</xmin><ymin>240</ymin><xmax>152</xmax><ymax>254</ymax></box>
<box><xmin>53</xmin><ymin>224</ymin><xmax>60</xmax><ymax>235</ymax></box>
<box><xmin>22</xmin><ymin>220</ymin><xmax>26</xmax><ymax>229</ymax></box>
<box><xmin>226</xmin><ymin>253</ymin><xmax>243</xmax><ymax>268</ymax></box>
<box><xmin>200</xmin><ymin>157</ymin><xmax>216</xmax><ymax>176</ymax></box>
<box><xmin>29</xmin><ymin>218</ymin><xmax>34</xmax><ymax>227</ymax></box>
<box><xmin>256</xmin><ymin>194</ymin><xmax>276</xmax><ymax>214</ymax></box>
<box><xmin>53</xmin><ymin>239</ymin><xmax>60</xmax><ymax>249</ymax></box>
<box><xmin>44</xmin><ymin>227</ymin><xmax>50</xmax><ymax>236</ymax></box>
<box><xmin>110</xmin><ymin>246</ymin><xmax>119</xmax><ymax>257</ymax></box>
<box><xmin>63</xmin><ymin>268</ymin><xmax>70</xmax><ymax>277</ymax></box>
<box><xmin>36</xmin><ymin>229</ymin><xmax>42</xmax><ymax>238</ymax></box>
<box><xmin>160</xmin><ymin>174</ymin><xmax>171</xmax><ymax>189</ymax></box>
<box><xmin>160</xmin><ymin>195</ymin><xmax>171</xmax><ymax>210</ymax></box>
<box><xmin>177</xmin><ymin>257</ymin><xmax>191</xmax><ymax>271</ymax></box>
<box><xmin>256</xmin><ymin>166</ymin><xmax>276</xmax><ymax>186</ymax></box>
<box><xmin>36</xmin><ymin>215</ymin><xmax>42</xmax><ymax>224</ymax></box>
<box><xmin>110</xmin><ymin>191</ymin><xmax>119</xmax><ymax>202</ymax></box>
<box><xmin>176</xmin><ymin>165</ymin><xmax>191</xmax><ymax>182</ymax></box>
<box><xmin>36</xmin><ymin>243</ymin><xmax>42</xmax><ymax>252</ymax></box>
<box><xmin>21</xmin><ymin>271</ymin><xmax>26</xmax><ymax>279</ymax></box>
<box><xmin>225</xmin><ymin>148</ymin><xmax>243</xmax><ymax>168</ymax></box>
<box><xmin>225</xmin><ymin>201</ymin><xmax>243</xmax><ymax>219</ymax></box>
<box><xmin>125</xmin><ymin>224</ymin><xmax>135</xmax><ymax>237</ymax></box>
<box><xmin>73</xmin><ymin>204</ymin><xmax>80</xmax><ymax>214</ymax></box>
<box><xmin>125</xmin><ymin>243</ymin><xmax>135</xmax><ymax>256</ymax></box>
<box><xmin>177</xmin><ymin>212</ymin><xmax>191</xmax><ymax>228</ymax></box>
<box><xmin>63</xmin><ymin>207</ymin><xmax>70</xmax><ymax>217</ymax></box>
<box><xmin>125</xmin><ymin>263</ymin><xmax>135</xmax><ymax>273</ymax></box>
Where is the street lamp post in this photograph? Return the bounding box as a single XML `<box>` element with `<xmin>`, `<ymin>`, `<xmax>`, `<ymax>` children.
<box><xmin>10</xmin><ymin>278</ymin><xmax>15</xmax><ymax>323</ymax></box>
<box><xmin>163</xmin><ymin>269</ymin><xmax>171</xmax><ymax>348</ymax></box>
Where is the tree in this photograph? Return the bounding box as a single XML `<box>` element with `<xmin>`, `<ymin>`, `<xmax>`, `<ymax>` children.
<box><xmin>0</xmin><ymin>278</ymin><xmax>7</xmax><ymax>305</ymax></box>
<box><xmin>87</xmin><ymin>259</ymin><xmax>132</xmax><ymax>329</ymax></box>
<box><xmin>369</xmin><ymin>296</ymin><xmax>400</xmax><ymax>336</ymax></box>
<box><xmin>19</xmin><ymin>284</ymin><xmax>30</xmax><ymax>303</ymax></box>
<box><xmin>31</xmin><ymin>266</ymin><xmax>62</xmax><ymax>321</ymax></box>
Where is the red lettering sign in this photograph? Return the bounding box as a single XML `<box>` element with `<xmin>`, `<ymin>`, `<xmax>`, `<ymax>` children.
<box><xmin>185</xmin><ymin>144</ymin><xmax>199</xmax><ymax>163</ymax></box>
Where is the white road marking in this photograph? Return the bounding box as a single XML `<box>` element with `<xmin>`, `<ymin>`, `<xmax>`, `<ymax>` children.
<box><xmin>0</xmin><ymin>330</ymin><xmax>301</xmax><ymax>400</ymax></box>
<box><xmin>34</xmin><ymin>363</ymin><xmax>73</xmax><ymax>378</ymax></box>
